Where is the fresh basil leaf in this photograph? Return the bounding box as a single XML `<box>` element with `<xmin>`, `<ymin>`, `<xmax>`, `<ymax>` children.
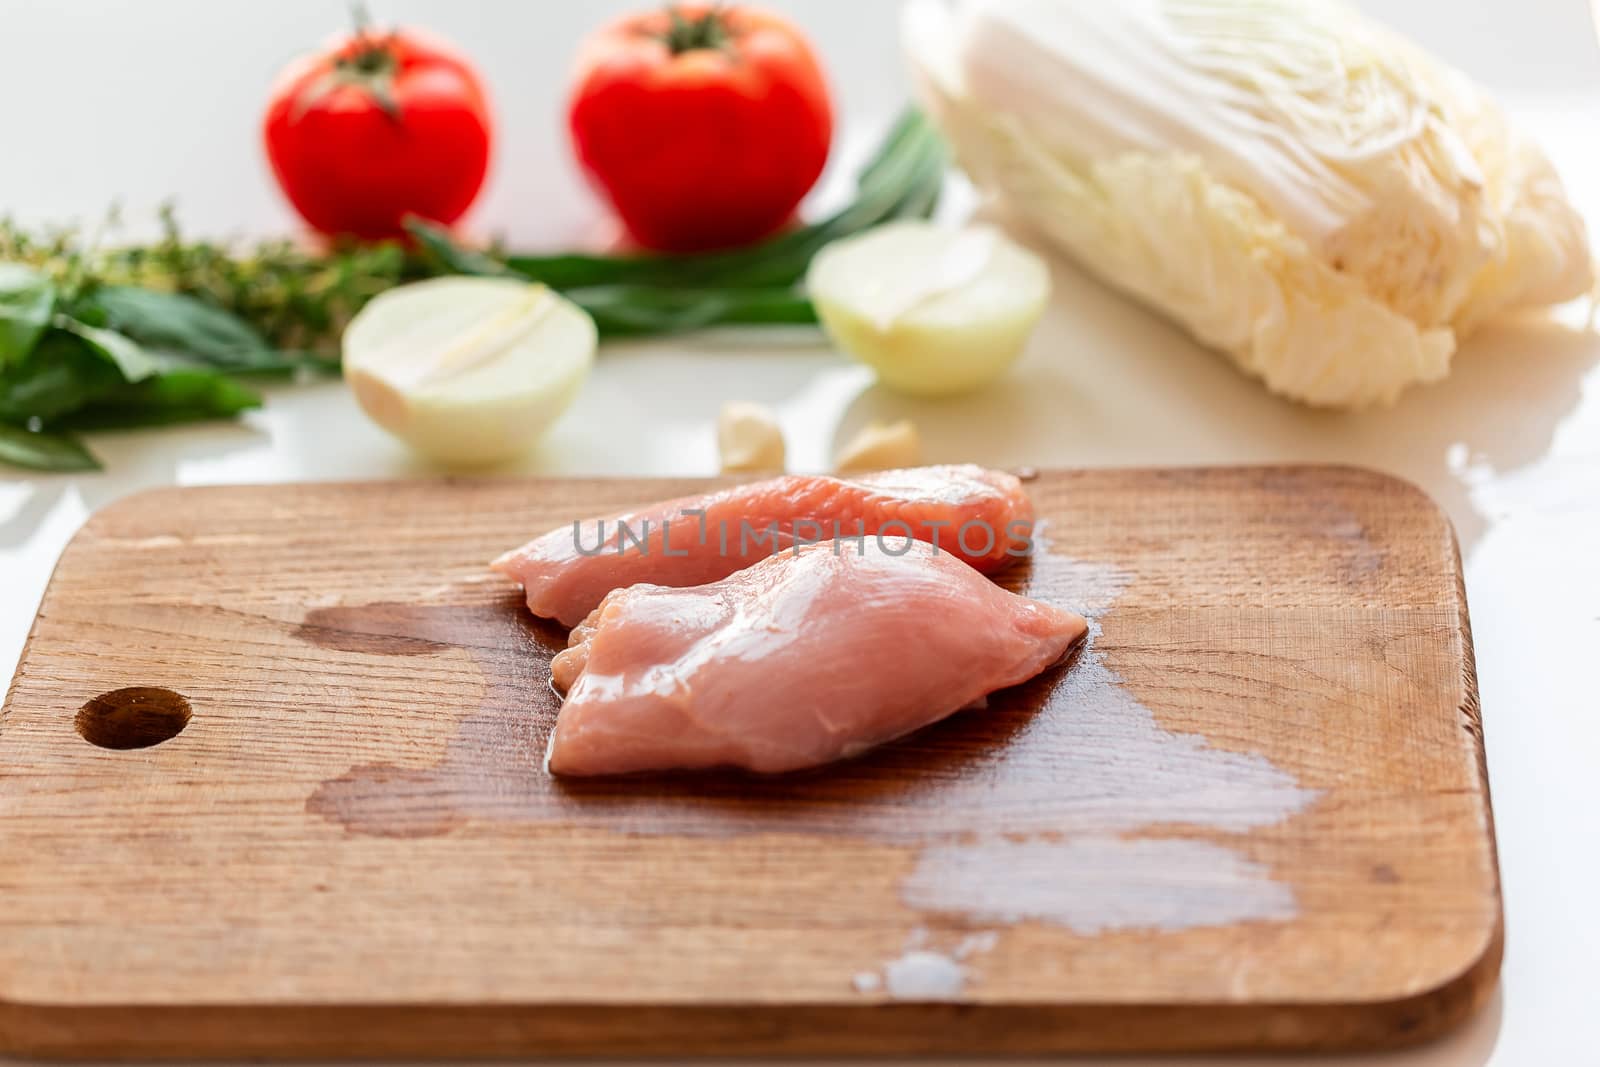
<box><xmin>0</xmin><ymin>421</ymin><xmax>100</xmax><ymax>472</ymax></box>
<box><xmin>55</xmin><ymin>369</ymin><xmax>262</xmax><ymax>430</ymax></box>
<box><xmin>82</xmin><ymin>286</ymin><xmax>279</xmax><ymax>370</ymax></box>
<box><xmin>0</xmin><ymin>263</ymin><xmax>57</xmax><ymax>368</ymax></box>
<box><xmin>54</xmin><ymin>314</ymin><xmax>159</xmax><ymax>382</ymax></box>
<box><xmin>0</xmin><ymin>330</ymin><xmax>126</xmax><ymax>422</ymax></box>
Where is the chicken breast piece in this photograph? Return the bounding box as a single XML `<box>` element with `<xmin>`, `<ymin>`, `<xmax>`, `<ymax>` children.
<box><xmin>546</xmin><ymin>539</ymin><xmax>1086</xmax><ymax>776</ymax></box>
<box><xmin>494</xmin><ymin>464</ymin><xmax>1035</xmax><ymax>626</ymax></box>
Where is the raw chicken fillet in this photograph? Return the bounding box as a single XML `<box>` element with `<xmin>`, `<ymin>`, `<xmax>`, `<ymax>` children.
<box><xmin>495</xmin><ymin>464</ymin><xmax>1034</xmax><ymax>626</ymax></box>
<box><xmin>546</xmin><ymin>539</ymin><xmax>1087</xmax><ymax>776</ymax></box>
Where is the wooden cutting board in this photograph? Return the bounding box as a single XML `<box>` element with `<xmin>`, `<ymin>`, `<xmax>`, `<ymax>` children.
<box><xmin>0</xmin><ymin>466</ymin><xmax>1499</xmax><ymax>1058</ymax></box>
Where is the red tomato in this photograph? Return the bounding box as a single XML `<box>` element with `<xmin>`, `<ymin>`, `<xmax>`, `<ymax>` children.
<box><xmin>263</xmin><ymin>23</ymin><xmax>492</xmax><ymax>241</ymax></box>
<box><xmin>567</xmin><ymin>4</ymin><xmax>834</xmax><ymax>252</ymax></box>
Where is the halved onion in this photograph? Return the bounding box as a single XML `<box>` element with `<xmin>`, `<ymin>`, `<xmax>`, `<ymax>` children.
<box><xmin>343</xmin><ymin>277</ymin><xmax>596</xmax><ymax>466</ymax></box>
<box><xmin>806</xmin><ymin>221</ymin><xmax>1050</xmax><ymax>396</ymax></box>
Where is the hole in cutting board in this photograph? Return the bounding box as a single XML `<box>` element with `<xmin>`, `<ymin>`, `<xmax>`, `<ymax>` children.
<box><xmin>75</xmin><ymin>687</ymin><xmax>192</xmax><ymax>750</ymax></box>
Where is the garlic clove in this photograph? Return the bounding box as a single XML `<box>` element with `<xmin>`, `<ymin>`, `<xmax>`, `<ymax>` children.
<box><xmin>717</xmin><ymin>402</ymin><xmax>787</xmax><ymax>473</ymax></box>
<box><xmin>835</xmin><ymin>419</ymin><xmax>922</xmax><ymax>471</ymax></box>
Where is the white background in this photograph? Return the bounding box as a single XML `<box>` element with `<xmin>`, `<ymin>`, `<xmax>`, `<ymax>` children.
<box><xmin>3</xmin><ymin>2</ymin><xmax>1599</xmax><ymax>1064</ymax></box>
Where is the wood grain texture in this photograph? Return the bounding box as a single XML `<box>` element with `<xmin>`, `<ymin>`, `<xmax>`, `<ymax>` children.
<box><xmin>0</xmin><ymin>466</ymin><xmax>1500</xmax><ymax>1057</ymax></box>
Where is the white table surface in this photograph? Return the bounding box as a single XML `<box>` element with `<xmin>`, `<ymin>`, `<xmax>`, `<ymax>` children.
<box><xmin>3</xmin><ymin>2</ymin><xmax>1598</xmax><ymax>1064</ymax></box>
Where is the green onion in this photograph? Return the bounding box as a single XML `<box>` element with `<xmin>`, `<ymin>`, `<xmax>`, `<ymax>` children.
<box><xmin>408</xmin><ymin>109</ymin><xmax>949</xmax><ymax>310</ymax></box>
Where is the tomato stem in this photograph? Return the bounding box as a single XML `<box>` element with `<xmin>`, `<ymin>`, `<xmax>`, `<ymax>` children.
<box><xmin>660</xmin><ymin>5</ymin><xmax>733</xmax><ymax>54</ymax></box>
<box><xmin>288</xmin><ymin>1</ymin><xmax>403</xmax><ymax>122</ymax></box>
<box><xmin>342</xmin><ymin>2</ymin><xmax>397</xmax><ymax>79</ymax></box>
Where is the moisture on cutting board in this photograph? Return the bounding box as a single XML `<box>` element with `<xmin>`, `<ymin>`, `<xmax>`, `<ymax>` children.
<box><xmin>300</xmin><ymin>535</ymin><xmax>1316</xmax><ymax>948</ymax></box>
